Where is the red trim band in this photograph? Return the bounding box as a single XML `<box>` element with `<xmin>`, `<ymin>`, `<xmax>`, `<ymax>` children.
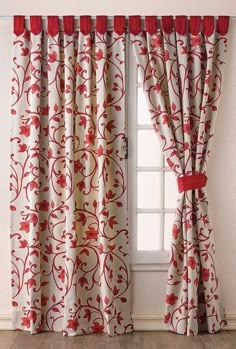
<box><xmin>162</xmin><ymin>16</ymin><xmax>173</xmax><ymax>34</ymax></box>
<box><xmin>145</xmin><ymin>16</ymin><xmax>157</xmax><ymax>35</ymax></box>
<box><xmin>63</xmin><ymin>16</ymin><xmax>74</xmax><ymax>36</ymax></box>
<box><xmin>14</xmin><ymin>15</ymin><xmax>25</xmax><ymax>36</ymax></box>
<box><xmin>48</xmin><ymin>16</ymin><xmax>59</xmax><ymax>36</ymax></box>
<box><xmin>30</xmin><ymin>16</ymin><xmax>42</xmax><ymax>35</ymax></box>
<box><xmin>96</xmin><ymin>15</ymin><xmax>107</xmax><ymax>34</ymax></box>
<box><xmin>129</xmin><ymin>15</ymin><xmax>141</xmax><ymax>35</ymax></box>
<box><xmin>176</xmin><ymin>15</ymin><xmax>187</xmax><ymax>35</ymax></box>
<box><xmin>177</xmin><ymin>174</ymin><xmax>207</xmax><ymax>193</ymax></box>
<box><xmin>114</xmin><ymin>15</ymin><xmax>125</xmax><ymax>35</ymax></box>
<box><xmin>217</xmin><ymin>16</ymin><xmax>230</xmax><ymax>35</ymax></box>
<box><xmin>80</xmin><ymin>16</ymin><xmax>91</xmax><ymax>35</ymax></box>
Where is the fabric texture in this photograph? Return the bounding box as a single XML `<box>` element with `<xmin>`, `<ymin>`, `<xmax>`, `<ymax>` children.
<box><xmin>131</xmin><ymin>15</ymin><xmax>229</xmax><ymax>335</ymax></box>
<box><xmin>10</xmin><ymin>15</ymin><xmax>133</xmax><ymax>335</ymax></box>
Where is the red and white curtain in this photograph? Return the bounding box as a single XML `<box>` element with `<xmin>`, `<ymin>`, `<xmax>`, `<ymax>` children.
<box><xmin>10</xmin><ymin>15</ymin><xmax>133</xmax><ymax>335</ymax></box>
<box><xmin>131</xmin><ymin>15</ymin><xmax>229</xmax><ymax>335</ymax></box>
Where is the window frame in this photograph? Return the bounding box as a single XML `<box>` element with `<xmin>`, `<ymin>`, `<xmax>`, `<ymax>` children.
<box><xmin>127</xmin><ymin>44</ymin><xmax>176</xmax><ymax>270</ymax></box>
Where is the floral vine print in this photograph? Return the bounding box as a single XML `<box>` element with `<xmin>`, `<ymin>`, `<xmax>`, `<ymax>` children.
<box><xmin>131</xmin><ymin>15</ymin><xmax>229</xmax><ymax>335</ymax></box>
<box><xmin>11</xmin><ymin>15</ymin><xmax>133</xmax><ymax>335</ymax></box>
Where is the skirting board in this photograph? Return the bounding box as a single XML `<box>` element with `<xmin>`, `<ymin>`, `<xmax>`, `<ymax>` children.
<box><xmin>132</xmin><ymin>314</ymin><xmax>236</xmax><ymax>331</ymax></box>
<box><xmin>0</xmin><ymin>314</ymin><xmax>236</xmax><ymax>331</ymax></box>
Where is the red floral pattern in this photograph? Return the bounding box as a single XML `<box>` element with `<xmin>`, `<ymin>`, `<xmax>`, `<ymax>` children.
<box><xmin>131</xmin><ymin>17</ymin><xmax>229</xmax><ymax>335</ymax></box>
<box><xmin>11</xmin><ymin>17</ymin><xmax>132</xmax><ymax>335</ymax></box>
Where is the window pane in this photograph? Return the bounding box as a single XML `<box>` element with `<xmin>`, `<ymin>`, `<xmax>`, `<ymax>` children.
<box><xmin>164</xmin><ymin>172</ymin><xmax>178</xmax><ymax>208</ymax></box>
<box><xmin>137</xmin><ymin>213</ymin><xmax>162</xmax><ymax>250</ymax></box>
<box><xmin>137</xmin><ymin>130</ymin><xmax>162</xmax><ymax>167</ymax></box>
<box><xmin>164</xmin><ymin>213</ymin><xmax>175</xmax><ymax>250</ymax></box>
<box><xmin>137</xmin><ymin>172</ymin><xmax>162</xmax><ymax>209</ymax></box>
<box><xmin>137</xmin><ymin>88</ymin><xmax>152</xmax><ymax>125</ymax></box>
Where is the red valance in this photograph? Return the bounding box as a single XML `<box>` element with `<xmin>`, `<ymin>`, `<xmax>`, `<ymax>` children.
<box><xmin>13</xmin><ymin>15</ymin><xmax>230</xmax><ymax>37</ymax></box>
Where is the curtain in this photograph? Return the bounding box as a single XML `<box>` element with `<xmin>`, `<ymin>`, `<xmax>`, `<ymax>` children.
<box><xmin>131</xmin><ymin>15</ymin><xmax>229</xmax><ymax>335</ymax></box>
<box><xmin>10</xmin><ymin>15</ymin><xmax>133</xmax><ymax>336</ymax></box>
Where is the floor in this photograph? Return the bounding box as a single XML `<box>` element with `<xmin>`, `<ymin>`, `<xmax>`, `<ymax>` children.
<box><xmin>0</xmin><ymin>330</ymin><xmax>236</xmax><ymax>349</ymax></box>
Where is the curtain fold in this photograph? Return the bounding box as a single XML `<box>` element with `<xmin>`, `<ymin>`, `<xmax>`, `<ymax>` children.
<box><xmin>10</xmin><ymin>15</ymin><xmax>133</xmax><ymax>335</ymax></box>
<box><xmin>131</xmin><ymin>15</ymin><xmax>229</xmax><ymax>335</ymax></box>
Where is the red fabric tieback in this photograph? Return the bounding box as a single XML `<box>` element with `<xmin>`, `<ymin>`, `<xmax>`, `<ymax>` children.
<box><xmin>177</xmin><ymin>174</ymin><xmax>207</xmax><ymax>193</ymax></box>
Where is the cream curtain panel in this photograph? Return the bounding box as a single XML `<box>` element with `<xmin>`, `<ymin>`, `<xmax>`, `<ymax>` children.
<box><xmin>10</xmin><ymin>15</ymin><xmax>132</xmax><ymax>335</ymax></box>
<box><xmin>131</xmin><ymin>15</ymin><xmax>229</xmax><ymax>335</ymax></box>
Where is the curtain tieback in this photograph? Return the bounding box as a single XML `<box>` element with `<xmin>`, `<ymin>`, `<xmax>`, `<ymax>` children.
<box><xmin>177</xmin><ymin>173</ymin><xmax>207</xmax><ymax>193</ymax></box>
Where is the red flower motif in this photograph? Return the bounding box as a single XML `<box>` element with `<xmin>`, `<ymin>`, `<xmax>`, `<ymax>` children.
<box><xmin>77</xmin><ymin>83</ymin><xmax>87</xmax><ymax>95</ymax></box>
<box><xmin>75</xmin><ymin>63</ymin><xmax>83</xmax><ymax>75</ymax></box>
<box><xmin>166</xmin><ymin>293</ymin><xmax>178</xmax><ymax>305</ymax></box>
<box><xmin>74</xmin><ymin>160</ymin><xmax>83</xmax><ymax>173</ymax></box>
<box><xmin>41</xmin><ymin>294</ymin><xmax>49</xmax><ymax>306</ymax></box>
<box><xmin>162</xmin><ymin>114</ymin><xmax>170</xmax><ymax>127</ymax></box>
<box><xmin>20</xmin><ymin>221</ymin><xmax>30</xmax><ymax>233</ymax></box>
<box><xmin>19</xmin><ymin>125</ymin><xmax>31</xmax><ymax>137</ymax></box>
<box><xmin>95</xmin><ymin>49</ymin><xmax>103</xmax><ymax>61</ymax></box>
<box><xmin>19</xmin><ymin>239</ymin><xmax>28</xmax><ymax>248</ymax></box>
<box><xmin>91</xmin><ymin>322</ymin><xmax>104</xmax><ymax>333</ymax></box>
<box><xmin>183</xmin><ymin>123</ymin><xmax>190</xmax><ymax>135</ymax></box>
<box><xmin>202</xmin><ymin>268</ymin><xmax>210</xmax><ymax>282</ymax></box>
<box><xmin>18</xmin><ymin>143</ymin><xmax>27</xmax><ymax>152</ymax></box>
<box><xmin>164</xmin><ymin>50</ymin><xmax>170</xmax><ymax>61</ymax></box>
<box><xmin>172</xmin><ymin>224</ymin><xmax>180</xmax><ymax>239</ymax></box>
<box><xmin>164</xmin><ymin>312</ymin><xmax>171</xmax><ymax>324</ymax></box>
<box><xmin>40</xmin><ymin>219</ymin><xmax>48</xmax><ymax>231</ymax></box>
<box><xmin>57</xmin><ymin>174</ymin><xmax>67</xmax><ymax>188</ymax></box>
<box><xmin>58</xmin><ymin>269</ymin><xmax>65</xmax><ymax>283</ymax></box>
<box><xmin>85</xmin><ymin>131</ymin><xmax>95</xmax><ymax>145</ymax></box>
<box><xmin>191</xmin><ymin>35</ymin><xmax>200</xmax><ymax>47</ymax></box>
<box><xmin>153</xmin><ymin>83</ymin><xmax>161</xmax><ymax>93</ymax></box>
<box><xmin>21</xmin><ymin>316</ymin><xmax>31</xmax><ymax>329</ymax></box>
<box><xmin>41</xmin><ymin>105</ymin><xmax>50</xmax><ymax>116</ymax></box>
<box><xmin>21</xmin><ymin>47</ymin><xmax>29</xmax><ymax>56</ymax></box>
<box><xmin>67</xmin><ymin>319</ymin><xmax>79</xmax><ymax>332</ymax></box>
<box><xmin>188</xmin><ymin>256</ymin><xmax>196</xmax><ymax>270</ymax></box>
<box><xmin>48</xmin><ymin>51</ymin><xmax>57</xmax><ymax>63</ymax></box>
<box><xmin>152</xmin><ymin>35</ymin><xmax>161</xmax><ymax>48</ymax></box>
<box><xmin>38</xmin><ymin>199</ymin><xmax>49</xmax><ymax>211</ymax></box>
<box><xmin>85</xmin><ymin>227</ymin><xmax>99</xmax><ymax>241</ymax></box>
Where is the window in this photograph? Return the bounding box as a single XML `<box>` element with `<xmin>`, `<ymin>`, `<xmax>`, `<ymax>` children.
<box><xmin>128</xmin><ymin>47</ymin><xmax>178</xmax><ymax>267</ymax></box>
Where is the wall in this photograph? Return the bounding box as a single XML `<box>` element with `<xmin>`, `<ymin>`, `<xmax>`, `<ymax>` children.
<box><xmin>1</xmin><ymin>0</ymin><xmax>236</xmax><ymax>329</ymax></box>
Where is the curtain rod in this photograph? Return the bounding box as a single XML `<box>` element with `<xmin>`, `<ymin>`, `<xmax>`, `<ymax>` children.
<box><xmin>0</xmin><ymin>15</ymin><xmax>235</xmax><ymax>19</ymax></box>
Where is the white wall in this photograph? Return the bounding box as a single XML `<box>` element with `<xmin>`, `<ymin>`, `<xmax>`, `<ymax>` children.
<box><xmin>1</xmin><ymin>0</ymin><xmax>236</xmax><ymax>325</ymax></box>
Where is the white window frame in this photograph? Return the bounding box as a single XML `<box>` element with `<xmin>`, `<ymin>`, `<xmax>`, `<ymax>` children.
<box><xmin>127</xmin><ymin>44</ymin><xmax>175</xmax><ymax>271</ymax></box>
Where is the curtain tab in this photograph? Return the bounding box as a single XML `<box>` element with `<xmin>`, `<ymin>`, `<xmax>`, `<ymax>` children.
<box><xmin>161</xmin><ymin>16</ymin><xmax>173</xmax><ymax>34</ymax></box>
<box><xmin>190</xmin><ymin>16</ymin><xmax>201</xmax><ymax>35</ymax></box>
<box><xmin>63</xmin><ymin>16</ymin><xmax>74</xmax><ymax>36</ymax></box>
<box><xmin>176</xmin><ymin>16</ymin><xmax>187</xmax><ymax>35</ymax></box>
<box><xmin>203</xmin><ymin>16</ymin><xmax>215</xmax><ymax>36</ymax></box>
<box><xmin>129</xmin><ymin>16</ymin><xmax>141</xmax><ymax>35</ymax></box>
<box><xmin>30</xmin><ymin>16</ymin><xmax>42</xmax><ymax>35</ymax></box>
<box><xmin>177</xmin><ymin>174</ymin><xmax>207</xmax><ymax>193</ymax></box>
<box><xmin>114</xmin><ymin>16</ymin><xmax>126</xmax><ymax>35</ymax></box>
<box><xmin>80</xmin><ymin>16</ymin><xmax>91</xmax><ymax>35</ymax></box>
<box><xmin>14</xmin><ymin>15</ymin><xmax>25</xmax><ymax>36</ymax></box>
<box><xmin>96</xmin><ymin>16</ymin><xmax>107</xmax><ymax>34</ymax></box>
<box><xmin>217</xmin><ymin>16</ymin><xmax>230</xmax><ymax>35</ymax></box>
<box><xmin>145</xmin><ymin>16</ymin><xmax>157</xmax><ymax>35</ymax></box>
<box><xmin>48</xmin><ymin>16</ymin><xmax>59</xmax><ymax>37</ymax></box>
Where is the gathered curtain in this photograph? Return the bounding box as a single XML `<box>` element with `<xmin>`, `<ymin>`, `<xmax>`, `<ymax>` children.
<box><xmin>130</xmin><ymin>15</ymin><xmax>229</xmax><ymax>335</ymax></box>
<box><xmin>10</xmin><ymin>15</ymin><xmax>133</xmax><ymax>335</ymax></box>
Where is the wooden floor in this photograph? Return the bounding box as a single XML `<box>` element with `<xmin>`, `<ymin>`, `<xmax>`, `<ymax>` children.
<box><xmin>0</xmin><ymin>330</ymin><xmax>236</xmax><ymax>349</ymax></box>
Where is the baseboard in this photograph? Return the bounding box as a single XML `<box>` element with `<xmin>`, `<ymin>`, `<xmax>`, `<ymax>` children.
<box><xmin>0</xmin><ymin>315</ymin><xmax>12</xmax><ymax>330</ymax></box>
<box><xmin>132</xmin><ymin>314</ymin><xmax>236</xmax><ymax>331</ymax></box>
<box><xmin>0</xmin><ymin>313</ymin><xmax>236</xmax><ymax>331</ymax></box>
